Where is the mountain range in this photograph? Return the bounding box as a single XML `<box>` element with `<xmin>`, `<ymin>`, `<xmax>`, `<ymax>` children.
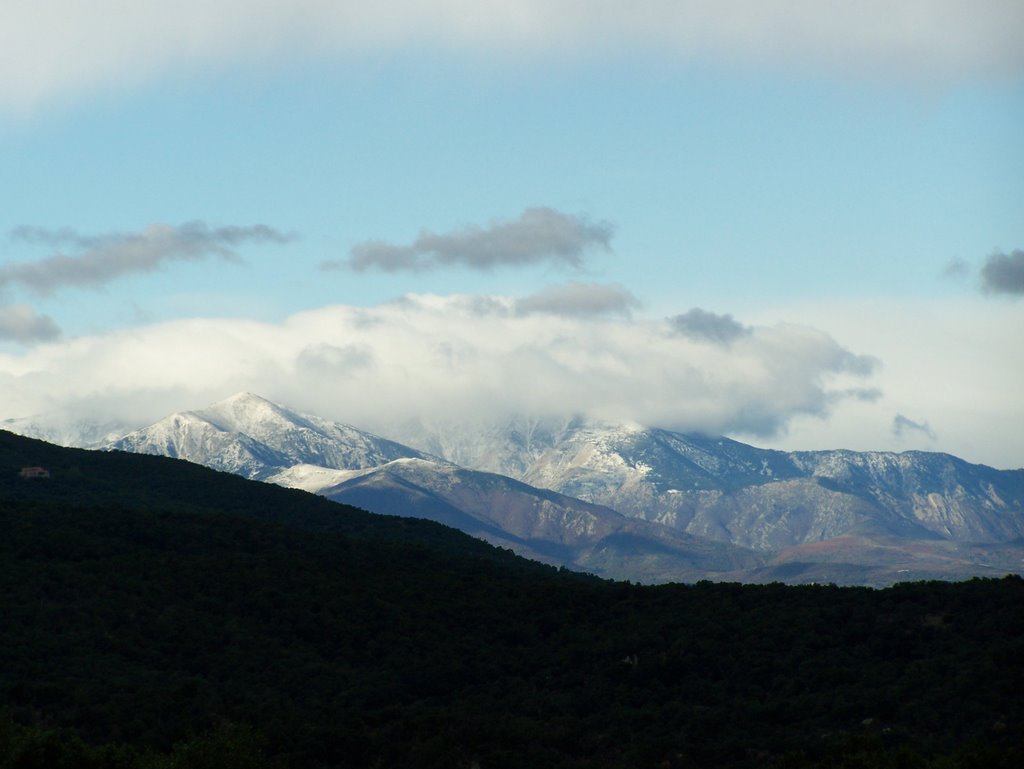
<box><xmin>10</xmin><ymin>392</ymin><xmax>1024</xmax><ymax>585</ymax></box>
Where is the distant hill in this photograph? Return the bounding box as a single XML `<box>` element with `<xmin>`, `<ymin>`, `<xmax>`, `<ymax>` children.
<box><xmin>1</xmin><ymin>429</ymin><xmax>1022</xmax><ymax>768</ymax></box>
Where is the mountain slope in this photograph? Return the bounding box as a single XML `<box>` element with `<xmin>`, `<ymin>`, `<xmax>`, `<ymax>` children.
<box><xmin>289</xmin><ymin>457</ymin><xmax>763</xmax><ymax>581</ymax></box>
<box><xmin>2</xmin><ymin>429</ymin><xmax>1022</xmax><ymax>768</ymax></box>
<box><xmin>0</xmin><ymin>428</ymin><xmax>507</xmax><ymax>558</ymax></box>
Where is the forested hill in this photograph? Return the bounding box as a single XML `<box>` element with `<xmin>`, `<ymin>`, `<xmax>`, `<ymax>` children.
<box><xmin>1</xmin><ymin>430</ymin><xmax>1022</xmax><ymax>769</ymax></box>
<box><xmin>0</xmin><ymin>429</ymin><xmax>538</xmax><ymax>564</ymax></box>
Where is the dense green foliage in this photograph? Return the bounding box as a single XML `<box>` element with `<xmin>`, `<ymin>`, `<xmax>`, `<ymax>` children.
<box><xmin>1</xmin><ymin>430</ymin><xmax>1022</xmax><ymax>767</ymax></box>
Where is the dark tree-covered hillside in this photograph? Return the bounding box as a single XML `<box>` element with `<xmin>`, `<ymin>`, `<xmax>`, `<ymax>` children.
<box><xmin>1</xmin><ymin>430</ymin><xmax>1022</xmax><ymax>768</ymax></box>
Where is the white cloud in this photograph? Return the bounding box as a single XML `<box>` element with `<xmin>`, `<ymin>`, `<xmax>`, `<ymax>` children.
<box><xmin>4</xmin><ymin>293</ymin><xmax>1020</xmax><ymax>468</ymax></box>
<box><xmin>741</xmin><ymin>298</ymin><xmax>1024</xmax><ymax>469</ymax></box>
<box><xmin>3</xmin><ymin>1</ymin><xmax>1022</xmax><ymax>111</ymax></box>
<box><xmin>0</xmin><ymin>293</ymin><xmax>876</xmax><ymax>442</ymax></box>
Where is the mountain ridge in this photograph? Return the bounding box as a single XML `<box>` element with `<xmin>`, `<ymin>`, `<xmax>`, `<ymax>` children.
<box><xmin>394</xmin><ymin>416</ymin><xmax>1024</xmax><ymax>549</ymax></box>
<box><xmin>7</xmin><ymin>391</ymin><xmax>1022</xmax><ymax>585</ymax></box>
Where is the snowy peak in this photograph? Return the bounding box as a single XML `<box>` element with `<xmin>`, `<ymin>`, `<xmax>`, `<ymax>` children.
<box><xmin>392</xmin><ymin>417</ymin><xmax>796</xmax><ymax>495</ymax></box>
<box><xmin>392</xmin><ymin>417</ymin><xmax>1024</xmax><ymax>549</ymax></box>
<box><xmin>201</xmin><ymin>392</ymin><xmax>313</xmax><ymax>435</ymax></box>
<box><xmin>390</xmin><ymin>414</ymin><xmax>594</xmax><ymax>479</ymax></box>
<box><xmin>109</xmin><ymin>408</ymin><xmax>288</xmax><ymax>479</ymax></box>
<box><xmin>107</xmin><ymin>393</ymin><xmax>432</xmax><ymax>480</ymax></box>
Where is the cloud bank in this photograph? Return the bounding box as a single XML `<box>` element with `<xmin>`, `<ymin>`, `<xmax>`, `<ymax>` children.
<box><xmin>4</xmin><ymin>1</ymin><xmax>1022</xmax><ymax>111</ymax></box>
<box><xmin>2</xmin><ymin>222</ymin><xmax>294</xmax><ymax>296</ymax></box>
<box><xmin>0</xmin><ymin>294</ymin><xmax>876</xmax><ymax>439</ymax></box>
<box><xmin>323</xmin><ymin>208</ymin><xmax>611</xmax><ymax>273</ymax></box>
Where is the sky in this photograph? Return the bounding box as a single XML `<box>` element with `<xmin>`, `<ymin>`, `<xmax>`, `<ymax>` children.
<box><xmin>1</xmin><ymin>1</ymin><xmax>1022</xmax><ymax>468</ymax></box>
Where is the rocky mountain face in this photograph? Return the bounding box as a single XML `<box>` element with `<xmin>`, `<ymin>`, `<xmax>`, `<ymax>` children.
<box><xmin>269</xmin><ymin>458</ymin><xmax>761</xmax><ymax>581</ymax></box>
<box><xmin>788</xmin><ymin>449</ymin><xmax>1024</xmax><ymax>543</ymax></box>
<box><xmin>394</xmin><ymin>418</ymin><xmax>1024</xmax><ymax>551</ymax></box>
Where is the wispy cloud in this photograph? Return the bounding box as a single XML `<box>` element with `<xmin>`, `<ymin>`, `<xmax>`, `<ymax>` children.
<box><xmin>0</xmin><ymin>304</ymin><xmax>60</xmax><ymax>343</ymax></box>
<box><xmin>4</xmin><ymin>1</ymin><xmax>1022</xmax><ymax>111</ymax></box>
<box><xmin>941</xmin><ymin>257</ymin><xmax>971</xmax><ymax>280</ymax></box>
<box><xmin>892</xmin><ymin>413</ymin><xmax>937</xmax><ymax>441</ymax></box>
<box><xmin>515</xmin><ymin>282</ymin><xmax>639</xmax><ymax>318</ymax></box>
<box><xmin>667</xmin><ymin>308</ymin><xmax>751</xmax><ymax>346</ymax></box>
<box><xmin>2</xmin><ymin>222</ymin><xmax>294</xmax><ymax>296</ymax></box>
<box><xmin>980</xmin><ymin>249</ymin><xmax>1024</xmax><ymax>296</ymax></box>
<box><xmin>323</xmin><ymin>208</ymin><xmax>611</xmax><ymax>273</ymax></box>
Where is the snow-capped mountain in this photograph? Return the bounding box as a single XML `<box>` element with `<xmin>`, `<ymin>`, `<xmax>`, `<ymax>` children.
<box><xmin>103</xmin><ymin>393</ymin><xmax>758</xmax><ymax>582</ymax></box>
<box><xmin>107</xmin><ymin>392</ymin><xmax>433</xmax><ymax>479</ymax></box>
<box><xmin>392</xmin><ymin>418</ymin><xmax>1024</xmax><ymax>551</ymax></box>
<box><xmin>81</xmin><ymin>392</ymin><xmax>1024</xmax><ymax>584</ymax></box>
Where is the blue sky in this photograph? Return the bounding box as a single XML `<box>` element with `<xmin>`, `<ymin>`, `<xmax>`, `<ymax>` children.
<box><xmin>1</xmin><ymin>1</ymin><xmax>1022</xmax><ymax>467</ymax></box>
